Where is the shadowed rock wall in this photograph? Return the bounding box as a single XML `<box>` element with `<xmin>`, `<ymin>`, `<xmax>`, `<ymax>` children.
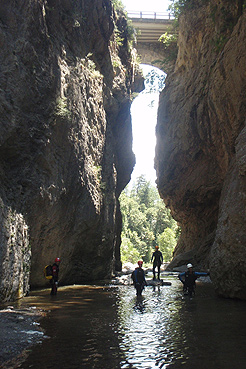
<box><xmin>155</xmin><ymin>0</ymin><xmax>246</xmax><ymax>298</ymax></box>
<box><xmin>0</xmin><ymin>0</ymin><xmax>143</xmax><ymax>301</ymax></box>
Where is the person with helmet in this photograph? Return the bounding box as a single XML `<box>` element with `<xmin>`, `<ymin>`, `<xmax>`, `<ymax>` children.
<box><xmin>178</xmin><ymin>263</ymin><xmax>209</xmax><ymax>298</ymax></box>
<box><xmin>131</xmin><ymin>261</ymin><xmax>147</xmax><ymax>296</ymax></box>
<box><xmin>50</xmin><ymin>257</ymin><xmax>61</xmax><ymax>295</ymax></box>
<box><xmin>151</xmin><ymin>246</ymin><xmax>163</xmax><ymax>280</ymax></box>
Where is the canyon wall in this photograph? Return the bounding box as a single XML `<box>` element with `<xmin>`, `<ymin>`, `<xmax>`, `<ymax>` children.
<box><xmin>156</xmin><ymin>0</ymin><xmax>246</xmax><ymax>298</ymax></box>
<box><xmin>0</xmin><ymin>0</ymin><xmax>143</xmax><ymax>301</ymax></box>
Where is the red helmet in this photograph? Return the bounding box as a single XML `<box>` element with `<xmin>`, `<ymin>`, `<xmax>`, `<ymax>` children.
<box><xmin>138</xmin><ymin>260</ymin><xmax>143</xmax><ymax>266</ymax></box>
<box><xmin>155</xmin><ymin>245</ymin><xmax>159</xmax><ymax>249</ymax></box>
<box><xmin>55</xmin><ymin>257</ymin><xmax>60</xmax><ymax>263</ymax></box>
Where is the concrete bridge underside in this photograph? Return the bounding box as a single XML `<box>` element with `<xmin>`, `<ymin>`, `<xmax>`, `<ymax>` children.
<box><xmin>131</xmin><ymin>18</ymin><xmax>173</xmax><ymax>43</ymax></box>
<box><xmin>130</xmin><ymin>16</ymin><xmax>174</xmax><ymax>71</ymax></box>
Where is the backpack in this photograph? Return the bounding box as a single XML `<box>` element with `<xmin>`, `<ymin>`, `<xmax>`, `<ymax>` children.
<box><xmin>44</xmin><ymin>265</ymin><xmax>53</xmax><ymax>279</ymax></box>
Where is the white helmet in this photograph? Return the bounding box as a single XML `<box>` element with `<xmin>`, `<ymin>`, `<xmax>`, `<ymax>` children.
<box><xmin>187</xmin><ymin>263</ymin><xmax>193</xmax><ymax>268</ymax></box>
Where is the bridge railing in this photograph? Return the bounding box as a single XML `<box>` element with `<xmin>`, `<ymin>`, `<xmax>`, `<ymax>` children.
<box><xmin>127</xmin><ymin>11</ymin><xmax>173</xmax><ymax>20</ymax></box>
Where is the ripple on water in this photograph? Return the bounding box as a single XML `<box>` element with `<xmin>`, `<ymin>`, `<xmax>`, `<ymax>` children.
<box><xmin>8</xmin><ymin>279</ymin><xmax>246</xmax><ymax>369</ymax></box>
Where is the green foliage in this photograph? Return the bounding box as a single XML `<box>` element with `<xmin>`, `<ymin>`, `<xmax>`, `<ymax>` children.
<box><xmin>119</xmin><ymin>175</ymin><xmax>180</xmax><ymax>264</ymax></box>
<box><xmin>209</xmin><ymin>2</ymin><xmax>239</xmax><ymax>54</ymax></box>
<box><xmin>157</xmin><ymin>228</ymin><xmax>177</xmax><ymax>262</ymax></box>
<box><xmin>159</xmin><ymin>32</ymin><xmax>178</xmax><ymax>48</ymax></box>
<box><xmin>55</xmin><ymin>97</ymin><xmax>71</xmax><ymax>118</ymax></box>
<box><xmin>158</xmin><ymin>32</ymin><xmax>178</xmax><ymax>63</ymax></box>
<box><xmin>121</xmin><ymin>236</ymin><xmax>140</xmax><ymax>263</ymax></box>
<box><xmin>154</xmin><ymin>6</ymin><xmax>180</xmax><ymax>71</ymax></box>
<box><xmin>112</xmin><ymin>0</ymin><xmax>138</xmax><ymax>53</ymax></box>
<box><xmin>112</xmin><ymin>0</ymin><xmax>125</xmax><ymax>13</ymax></box>
<box><xmin>126</xmin><ymin>21</ymin><xmax>137</xmax><ymax>43</ymax></box>
<box><xmin>93</xmin><ymin>165</ymin><xmax>103</xmax><ymax>185</ymax></box>
<box><xmin>168</xmin><ymin>0</ymin><xmax>209</xmax><ymax>19</ymax></box>
<box><xmin>168</xmin><ymin>0</ymin><xmax>194</xmax><ymax>18</ymax></box>
<box><xmin>115</xmin><ymin>28</ymin><xmax>124</xmax><ymax>47</ymax></box>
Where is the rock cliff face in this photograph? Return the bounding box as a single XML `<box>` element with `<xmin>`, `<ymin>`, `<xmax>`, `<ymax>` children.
<box><xmin>156</xmin><ymin>0</ymin><xmax>246</xmax><ymax>298</ymax></box>
<box><xmin>0</xmin><ymin>0</ymin><xmax>143</xmax><ymax>301</ymax></box>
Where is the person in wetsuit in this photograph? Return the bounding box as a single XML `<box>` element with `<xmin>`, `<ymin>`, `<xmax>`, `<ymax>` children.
<box><xmin>178</xmin><ymin>263</ymin><xmax>209</xmax><ymax>297</ymax></box>
<box><xmin>151</xmin><ymin>246</ymin><xmax>163</xmax><ymax>280</ymax></box>
<box><xmin>50</xmin><ymin>257</ymin><xmax>60</xmax><ymax>295</ymax></box>
<box><xmin>131</xmin><ymin>261</ymin><xmax>147</xmax><ymax>296</ymax></box>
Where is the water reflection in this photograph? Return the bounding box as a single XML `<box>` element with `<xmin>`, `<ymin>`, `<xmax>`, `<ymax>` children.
<box><xmin>4</xmin><ymin>279</ymin><xmax>246</xmax><ymax>368</ymax></box>
<box><xmin>116</xmin><ymin>281</ymin><xmax>187</xmax><ymax>368</ymax></box>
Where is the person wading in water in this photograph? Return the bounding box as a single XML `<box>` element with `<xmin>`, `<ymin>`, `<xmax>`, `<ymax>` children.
<box><xmin>178</xmin><ymin>263</ymin><xmax>210</xmax><ymax>298</ymax></box>
<box><xmin>151</xmin><ymin>246</ymin><xmax>163</xmax><ymax>280</ymax></box>
<box><xmin>131</xmin><ymin>261</ymin><xmax>147</xmax><ymax>296</ymax></box>
<box><xmin>51</xmin><ymin>257</ymin><xmax>61</xmax><ymax>295</ymax></box>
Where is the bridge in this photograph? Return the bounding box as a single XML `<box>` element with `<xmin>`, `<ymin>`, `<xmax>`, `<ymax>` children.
<box><xmin>127</xmin><ymin>11</ymin><xmax>174</xmax><ymax>70</ymax></box>
<box><xmin>128</xmin><ymin>11</ymin><xmax>173</xmax><ymax>43</ymax></box>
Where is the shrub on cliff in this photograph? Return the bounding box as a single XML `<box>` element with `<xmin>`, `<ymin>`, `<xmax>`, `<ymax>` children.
<box><xmin>168</xmin><ymin>0</ymin><xmax>210</xmax><ymax>18</ymax></box>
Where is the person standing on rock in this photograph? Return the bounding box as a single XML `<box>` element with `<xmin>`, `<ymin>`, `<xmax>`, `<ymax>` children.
<box><xmin>50</xmin><ymin>257</ymin><xmax>61</xmax><ymax>295</ymax></box>
<box><xmin>131</xmin><ymin>261</ymin><xmax>147</xmax><ymax>296</ymax></box>
<box><xmin>151</xmin><ymin>246</ymin><xmax>163</xmax><ymax>280</ymax></box>
<box><xmin>178</xmin><ymin>263</ymin><xmax>210</xmax><ymax>298</ymax></box>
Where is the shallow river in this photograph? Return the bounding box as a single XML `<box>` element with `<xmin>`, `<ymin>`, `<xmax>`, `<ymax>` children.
<box><xmin>9</xmin><ymin>276</ymin><xmax>246</xmax><ymax>368</ymax></box>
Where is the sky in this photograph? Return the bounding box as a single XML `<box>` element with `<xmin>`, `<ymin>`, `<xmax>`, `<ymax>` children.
<box><xmin>121</xmin><ymin>0</ymin><xmax>171</xmax><ymax>13</ymax></box>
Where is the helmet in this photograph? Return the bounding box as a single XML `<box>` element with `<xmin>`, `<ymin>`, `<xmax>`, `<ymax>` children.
<box><xmin>55</xmin><ymin>257</ymin><xmax>61</xmax><ymax>263</ymax></box>
<box><xmin>155</xmin><ymin>245</ymin><xmax>159</xmax><ymax>249</ymax></box>
<box><xmin>138</xmin><ymin>260</ymin><xmax>143</xmax><ymax>266</ymax></box>
<box><xmin>187</xmin><ymin>263</ymin><xmax>193</xmax><ymax>269</ymax></box>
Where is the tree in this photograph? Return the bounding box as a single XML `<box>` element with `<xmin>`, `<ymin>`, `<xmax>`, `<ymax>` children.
<box><xmin>157</xmin><ymin>228</ymin><xmax>177</xmax><ymax>262</ymax></box>
<box><xmin>119</xmin><ymin>175</ymin><xmax>180</xmax><ymax>264</ymax></box>
<box><xmin>121</xmin><ymin>236</ymin><xmax>140</xmax><ymax>264</ymax></box>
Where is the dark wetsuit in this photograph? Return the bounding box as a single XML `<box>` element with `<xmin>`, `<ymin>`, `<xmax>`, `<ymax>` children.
<box><xmin>151</xmin><ymin>250</ymin><xmax>163</xmax><ymax>280</ymax></box>
<box><xmin>178</xmin><ymin>271</ymin><xmax>208</xmax><ymax>297</ymax></box>
<box><xmin>131</xmin><ymin>267</ymin><xmax>147</xmax><ymax>296</ymax></box>
<box><xmin>50</xmin><ymin>263</ymin><xmax>59</xmax><ymax>295</ymax></box>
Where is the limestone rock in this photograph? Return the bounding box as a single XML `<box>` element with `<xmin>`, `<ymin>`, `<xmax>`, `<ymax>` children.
<box><xmin>0</xmin><ymin>0</ymin><xmax>143</xmax><ymax>301</ymax></box>
<box><xmin>210</xmin><ymin>127</ymin><xmax>246</xmax><ymax>299</ymax></box>
<box><xmin>155</xmin><ymin>1</ymin><xmax>246</xmax><ymax>298</ymax></box>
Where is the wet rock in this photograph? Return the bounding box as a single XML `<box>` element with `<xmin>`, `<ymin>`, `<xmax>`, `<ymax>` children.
<box><xmin>0</xmin><ymin>306</ymin><xmax>44</xmax><ymax>367</ymax></box>
<box><xmin>165</xmin><ymin>250</ymin><xmax>195</xmax><ymax>271</ymax></box>
<box><xmin>146</xmin><ymin>279</ymin><xmax>172</xmax><ymax>287</ymax></box>
<box><xmin>111</xmin><ymin>274</ymin><xmax>132</xmax><ymax>285</ymax></box>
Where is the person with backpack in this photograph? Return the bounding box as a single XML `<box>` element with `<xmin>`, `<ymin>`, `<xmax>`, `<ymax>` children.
<box><xmin>178</xmin><ymin>263</ymin><xmax>210</xmax><ymax>298</ymax></box>
<box><xmin>151</xmin><ymin>246</ymin><xmax>163</xmax><ymax>280</ymax></box>
<box><xmin>50</xmin><ymin>257</ymin><xmax>61</xmax><ymax>295</ymax></box>
<box><xmin>131</xmin><ymin>261</ymin><xmax>147</xmax><ymax>296</ymax></box>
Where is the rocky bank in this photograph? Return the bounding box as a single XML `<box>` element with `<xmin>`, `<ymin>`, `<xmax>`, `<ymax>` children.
<box><xmin>0</xmin><ymin>306</ymin><xmax>44</xmax><ymax>368</ymax></box>
<box><xmin>155</xmin><ymin>0</ymin><xmax>246</xmax><ymax>298</ymax></box>
<box><xmin>0</xmin><ymin>0</ymin><xmax>144</xmax><ymax>302</ymax></box>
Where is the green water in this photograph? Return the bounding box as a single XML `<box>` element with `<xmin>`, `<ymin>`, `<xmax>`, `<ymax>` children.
<box><xmin>6</xmin><ymin>277</ymin><xmax>246</xmax><ymax>368</ymax></box>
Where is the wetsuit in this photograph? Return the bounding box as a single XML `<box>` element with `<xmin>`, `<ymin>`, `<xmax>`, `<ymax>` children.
<box><xmin>178</xmin><ymin>271</ymin><xmax>208</xmax><ymax>297</ymax></box>
<box><xmin>151</xmin><ymin>250</ymin><xmax>163</xmax><ymax>280</ymax></box>
<box><xmin>50</xmin><ymin>263</ymin><xmax>59</xmax><ymax>295</ymax></box>
<box><xmin>131</xmin><ymin>268</ymin><xmax>147</xmax><ymax>296</ymax></box>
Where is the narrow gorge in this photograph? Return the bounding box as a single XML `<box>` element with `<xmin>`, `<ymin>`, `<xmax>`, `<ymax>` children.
<box><xmin>0</xmin><ymin>0</ymin><xmax>246</xmax><ymax>302</ymax></box>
